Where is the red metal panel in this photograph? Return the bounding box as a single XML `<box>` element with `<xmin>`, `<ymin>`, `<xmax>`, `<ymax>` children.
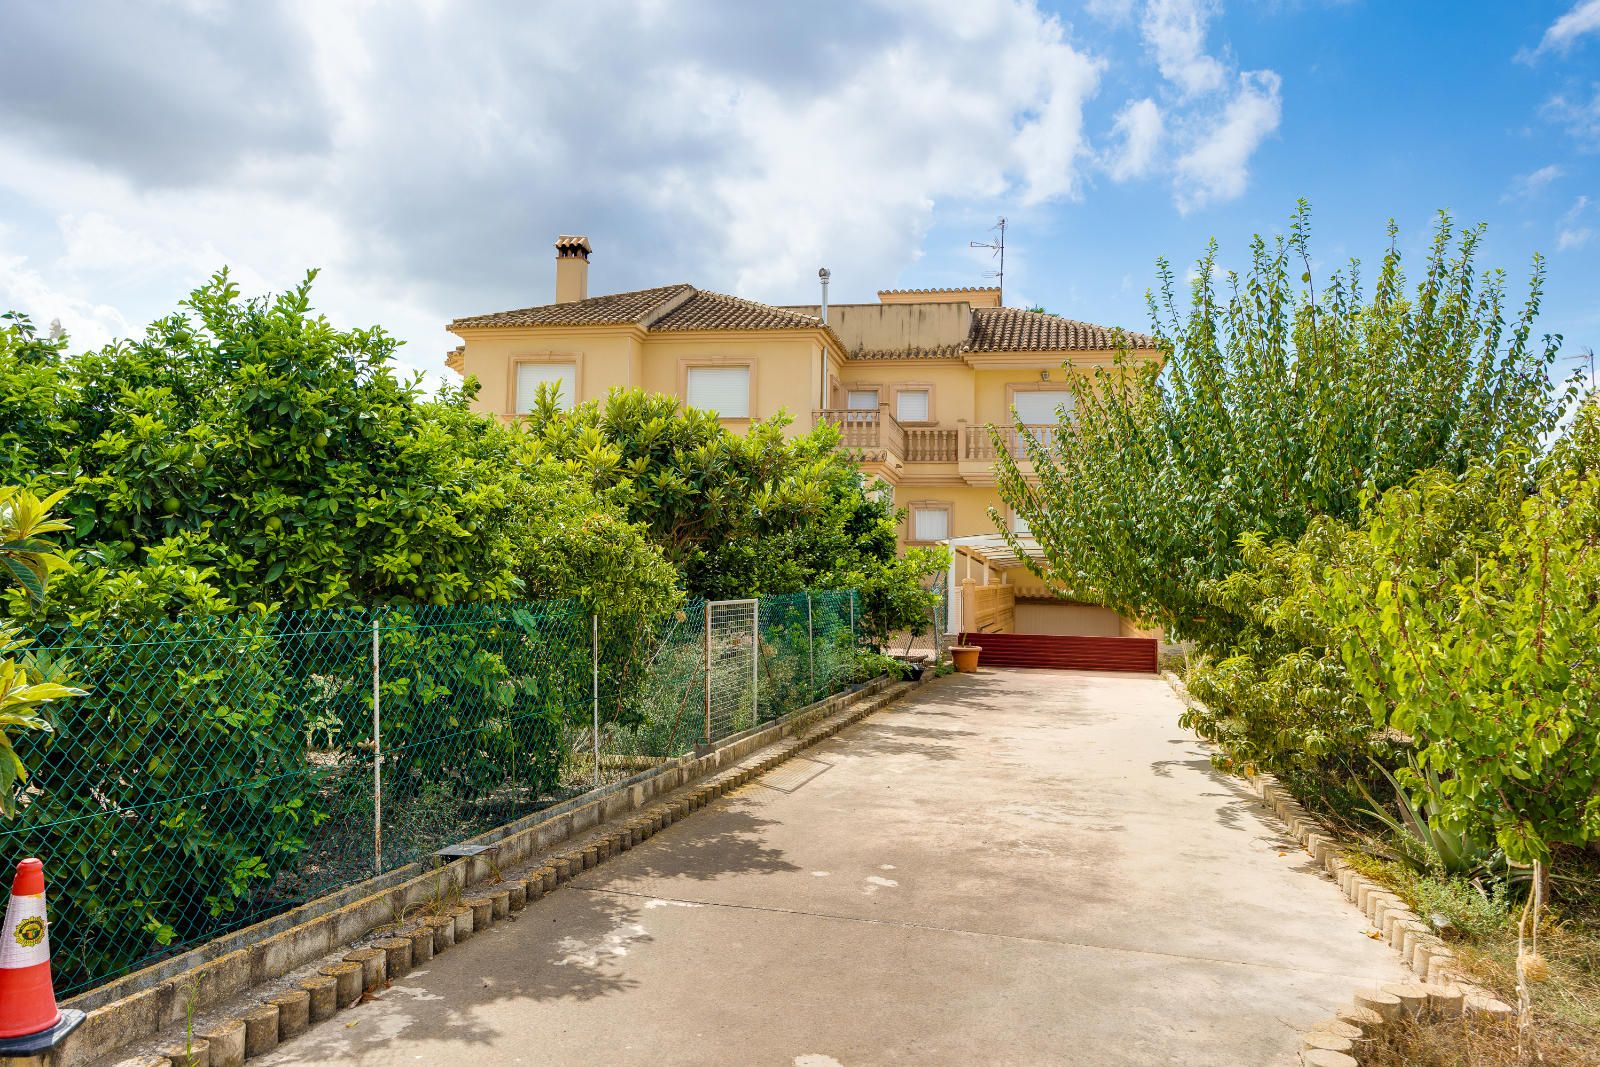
<box><xmin>957</xmin><ymin>632</ymin><xmax>1158</xmax><ymax>673</ymax></box>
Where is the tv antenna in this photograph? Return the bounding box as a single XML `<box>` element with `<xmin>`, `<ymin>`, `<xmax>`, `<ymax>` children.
<box><xmin>969</xmin><ymin>216</ymin><xmax>1006</xmax><ymax>303</ymax></box>
<box><xmin>966</xmin><ymin>217</ymin><xmax>1004</xmax><ymax>300</ymax></box>
<box><xmin>1572</xmin><ymin>346</ymin><xmax>1595</xmax><ymax>391</ymax></box>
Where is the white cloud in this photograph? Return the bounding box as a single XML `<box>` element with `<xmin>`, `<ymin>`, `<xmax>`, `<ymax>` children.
<box><xmin>1173</xmin><ymin>70</ymin><xmax>1282</xmax><ymax>213</ymax></box>
<box><xmin>0</xmin><ymin>0</ymin><xmax>1291</xmax><ymax>359</ymax></box>
<box><xmin>0</xmin><ymin>0</ymin><xmax>1114</xmax><ymax>381</ymax></box>
<box><xmin>1106</xmin><ymin>98</ymin><xmax>1165</xmax><ymax>180</ymax></box>
<box><xmin>1084</xmin><ymin>0</ymin><xmax>1138</xmax><ymax>23</ymax></box>
<box><xmin>1141</xmin><ymin>0</ymin><xmax>1227</xmax><ymax>97</ymax></box>
<box><xmin>1559</xmin><ymin>195</ymin><xmax>1594</xmax><ymax>251</ymax></box>
<box><xmin>0</xmin><ymin>249</ymin><xmax>132</xmax><ymax>352</ymax></box>
<box><xmin>1542</xmin><ymin>84</ymin><xmax>1600</xmax><ymax>147</ymax></box>
<box><xmin>1503</xmin><ymin>164</ymin><xmax>1565</xmax><ymax>201</ymax></box>
<box><xmin>1524</xmin><ymin>0</ymin><xmax>1600</xmax><ymax>59</ymax></box>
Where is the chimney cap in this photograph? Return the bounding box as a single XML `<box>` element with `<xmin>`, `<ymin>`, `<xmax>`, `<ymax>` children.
<box><xmin>554</xmin><ymin>234</ymin><xmax>592</xmax><ymax>260</ymax></box>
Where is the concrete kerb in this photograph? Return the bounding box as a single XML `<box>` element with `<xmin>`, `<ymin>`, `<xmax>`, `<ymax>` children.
<box><xmin>44</xmin><ymin>673</ymin><xmax>923</xmax><ymax>1067</ymax></box>
<box><xmin>1160</xmin><ymin>672</ymin><xmax>1517</xmax><ymax>1064</ymax></box>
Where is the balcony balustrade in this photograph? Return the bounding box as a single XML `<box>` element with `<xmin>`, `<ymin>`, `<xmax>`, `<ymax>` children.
<box><xmin>962</xmin><ymin>424</ymin><xmax>1059</xmax><ymax>461</ymax></box>
<box><xmin>814</xmin><ymin>411</ymin><xmax>1056</xmax><ymax>468</ymax></box>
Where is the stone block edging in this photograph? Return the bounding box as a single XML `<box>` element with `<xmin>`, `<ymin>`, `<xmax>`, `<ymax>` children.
<box><xmin>37</xmin><ymin>673</ymin><xmax>929</xmax><ymax>1067</ymax></box>
<box><xmin>1160</xmin><ymin>672</ymin><xmax>1515</xmax><ymax>1066</ymax></box>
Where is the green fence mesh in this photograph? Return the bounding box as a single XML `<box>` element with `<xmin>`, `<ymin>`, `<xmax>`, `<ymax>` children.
<box><xmin>2</xmin><ymin>590</ymin><xmax>859</xmax><ymax>997</ymax></box>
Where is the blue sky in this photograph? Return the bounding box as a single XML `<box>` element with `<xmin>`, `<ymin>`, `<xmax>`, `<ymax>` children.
<box><xmin>1</xmin><ymin>1</ymin><xmax>1595</xmax><ymax>385</ymax></box>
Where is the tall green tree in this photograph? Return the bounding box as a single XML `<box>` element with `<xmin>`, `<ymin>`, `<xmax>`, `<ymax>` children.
<box><xmin>1327</xmin><ymin>410</ymin><xmax>1600</xmax><ymax>865</ymax></box>
<box><xmin>519</xmin><ymin>389</ymin><xmax>944</xmax><ymax>639</ymax></box>
<box><xmin>995</xmin><ymin>203</ymin><xmax>1566</xmax><ymax>653</ymax></box>
<box><xmin>1</xmin><ymin>274</ymin><xmax>538</xmax><ymax>615</ymax></box>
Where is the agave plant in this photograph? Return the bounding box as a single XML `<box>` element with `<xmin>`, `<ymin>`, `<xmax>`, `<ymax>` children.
<box><xmin>1358</xmin><ymin>757</ymin><xmax>1493</xmax><ymax>877</ymax></box>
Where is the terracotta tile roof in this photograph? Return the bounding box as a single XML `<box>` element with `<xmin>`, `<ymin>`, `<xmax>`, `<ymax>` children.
<box><xmin>877</xmin><ymin>286</ymin><xmax>1000</xmax><ymax>296</ymax></box>
<box><xmin>449</xmin><ymin>284</ymin><xmax>821</xmax><ymax>334</ymax></box>
<box><xmin>449</xmin><ymin>284</ymin><xmax>693</xmax><ymax>329</ymax></box>
<box><xmin>650</xmin><ymin>290</ymin><xmax>821</xmax><ymax>332</ymax></box>
<box><xmin>848</xmin><ymin>344</ymin><xmax>966</xmax><ymax>361</ymax></box>
<box><xmin>964</xmin><ymin>307</ymin><xmax>1154</xmax><ymax>353</ymax></box>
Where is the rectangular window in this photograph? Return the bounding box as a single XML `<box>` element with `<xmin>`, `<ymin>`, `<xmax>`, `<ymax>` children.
<box><xmin>845</xmin><ymin>389</ymin><xmax>879</xmax><ymax>410</ymax></box>
<box><xmin>1010</xmin><ymin>389</ymin><xmax>1073</xmax><ymax>426</ymax></box>
<box><xmin>516</xmin><ymin>362</ymin><xmax>576</xmax><ymax>413</ymax></box>
<box><xmin>896</xmin><ymin>388</ymin><xmax>931</xmax><ymax>423</ymax></box>
<box><xmin>911</xmin><ymin>506</ymin><xmax>950</xmax><ymax>542</ymax></box>
<box><xmin>1011</xmin><ymin>509</ymin><xmax>1031</xmax><ymax>534</ymax></box>
<box><xmin>686</xmin><ymin>366</ymin><xmax>751</xmax><ymax>418</ymax></box>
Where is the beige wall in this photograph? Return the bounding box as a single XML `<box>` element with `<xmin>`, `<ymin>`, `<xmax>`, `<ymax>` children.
<box><xmin>785</xmin><ymin>303</ymin><xmax>973</xmax><ymax>356</ymax></box>
<box><xmin>455</xmin><ymin>326</ymin><xmax>642</xmax><ymax>417</ymax></box>
<box><xmin>1014</xmin><ymin>601</ymin><xmax>1124</xmax><ymax>637</ymax></box>
<box><xmin>897</xmin><ymin>483</ymin><xmax>1012</xmax><ymax>546</ymax></box>
<box><xmin>453</xmin><ymin>326</ymin><xmax>842</xmax><ymax>439</ymax></box>
<box><xmin>835</xmin><ymin>358</ymin><xmax>975</xmax><ymax>423</ymax></box>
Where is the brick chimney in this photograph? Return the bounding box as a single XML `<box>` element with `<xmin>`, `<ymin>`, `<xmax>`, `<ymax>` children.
<box><xmin>554</xmin><ymin>235</ymin><xmax>591</xmax><ymax>303</ymax></box>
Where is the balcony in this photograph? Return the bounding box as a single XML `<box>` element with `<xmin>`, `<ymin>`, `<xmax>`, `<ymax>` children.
<box><xmin>815</xmin><ymin>409</ymin><xmax>959</xmax><ymax>466</ymax></box>
<box><xmin>962</xmin><ymin>425</ymin><xmax>1059</xmax><ymax>460</ymax></box>
<box><xmin>814</xmin><ymin>411</ymin><xmax>1056</xmax><ymax>485</ymax></box>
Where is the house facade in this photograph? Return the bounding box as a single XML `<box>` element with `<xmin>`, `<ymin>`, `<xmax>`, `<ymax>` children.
<box><xmin>447</xmin><ymin>236</ymin><xmax>1162</xmax><ymax>639</ymax></box>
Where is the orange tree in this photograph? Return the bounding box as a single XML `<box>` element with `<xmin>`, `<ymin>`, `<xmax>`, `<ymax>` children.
<box><xmin>519</xmin><ymin>388</ymin><xmax>944</xmax><ymax>644</ymax></box>
<box><xmin>0</xmin><ymin>280</ymin><xmax>677</xmax><ymax>991</ymax></box>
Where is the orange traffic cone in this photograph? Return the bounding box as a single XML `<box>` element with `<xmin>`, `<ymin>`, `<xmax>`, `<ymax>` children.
<box><xmin>0</xmin><ymin>858</ymin><xmax>83</xmax><ymax>1055</ymax></box>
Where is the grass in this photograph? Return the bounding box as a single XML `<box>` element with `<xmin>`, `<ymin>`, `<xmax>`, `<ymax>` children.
<box><xmin>1344</xmin><ymin>843</ymin><xmax>1600</xmax><ymax>1065</ymax></box>
<box><xmin>1358</xmin><ymin>1012</ymin><xmax>1594</xmax><ymax>1067</ymax></box>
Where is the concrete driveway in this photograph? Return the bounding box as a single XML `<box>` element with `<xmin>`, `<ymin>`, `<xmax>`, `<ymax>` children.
<box><xmin>258</xmin><ymin>670</ymin><xmax>1405</xmax><ymax>1067</ymax></box>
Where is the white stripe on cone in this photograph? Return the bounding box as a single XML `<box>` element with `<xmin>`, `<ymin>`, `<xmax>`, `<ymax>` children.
<box><xmin>0</xmin><ymin>893</ymin><xmax>50</xmax><ymax>970</ymax></box>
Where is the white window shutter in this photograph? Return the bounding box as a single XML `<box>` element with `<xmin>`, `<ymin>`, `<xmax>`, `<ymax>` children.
<box><xmin>912</xmin><ymin>508</ymin><xmax>949</xmax><ymax>542</ymax></box>
<box><xmin>516</xmin><ymin>363</ymin><xmax>576</xmax><ymax>412</ymax></box>
<box><xmin>846</xmin><ymin>389</ymin><xmax>879</xmax><ymax>410</ymax></box>
<box><xmin>686</xmin><ymin>366</ymin><xmax>751</xmax><ymax>417</ymax></box>
<box><xmin>1011</xmin><ymin>389</ymin><xmax>1073</xmax><ymax>425</ymax></box>
<box><xmin>896</xmin><ymin>389</ymin><xmax>930</xmax><ymax>422</ymax></box>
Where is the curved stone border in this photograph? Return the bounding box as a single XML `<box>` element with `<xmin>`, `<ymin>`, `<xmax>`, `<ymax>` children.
<box><xmin>1161</xmin><ymin>672</ymin><xmax>1514</xmax><ymax>1066</ymax></box>
<box><xmin>48</xmin><ymin>675</ymin><xmax>929</xmax><ymax>1067</ymax></box>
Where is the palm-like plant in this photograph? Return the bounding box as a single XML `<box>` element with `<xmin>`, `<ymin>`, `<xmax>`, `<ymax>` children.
<box><xmin>0</xmin><ymin>486</ymin><xmax>83</xmax><ymax>817</ymax></box>
<box><xmin>1359</xmin><ymin>757</ymin><xmax>1492</xmax><ymax>877</ymax></box>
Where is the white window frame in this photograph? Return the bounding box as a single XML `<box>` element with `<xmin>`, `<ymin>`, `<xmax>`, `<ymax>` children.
<box><xmin>685</xmin><ymin>364</ymin><xmax>752</xmax><ymax>418</ymax></box>
<box><xmin>1009</xmin><ymin>388</ymin><xmax>1074</xmax><ymax>427</ymax></box>
<box><xmin>908</xmin><ymin>503</ymin><xmax>952</xmax><ymax>544</ymax></box>
<box><xmin>845</xmin><ymin>388</ymin><xmax>880</xmax><ymax>410</ymax></box>
<box><xmin>895</xmin><ymin>387</ymin><xmax>932</xmax><ymax>424</ymax></box>
<box><xmin>514</xmin><ymin>360</ymin><xmax>577</xmax><ymax>413</ymax></box>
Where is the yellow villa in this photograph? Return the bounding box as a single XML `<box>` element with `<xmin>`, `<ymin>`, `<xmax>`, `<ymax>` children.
<box><xmin>447</xmin><ymin>236</ymin><xmax>1161</xmax><ymax>655</ymax></box>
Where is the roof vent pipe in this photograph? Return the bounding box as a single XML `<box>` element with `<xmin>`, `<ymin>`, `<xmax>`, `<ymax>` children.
<box><xmin>818</xmin><ymin>267</ymin><xmax>830</xmax><ymax>325</ymax></box>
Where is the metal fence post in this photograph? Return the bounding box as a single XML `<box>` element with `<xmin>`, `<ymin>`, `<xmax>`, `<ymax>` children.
<box><xmin>806</xmin><ymin>592</ymin><xmax>815</xmax><ymax>697</ymax></box>
<box><xmin>592</xmin><ymin>612</ymin><xmax>601</xmax><ymax>790</ymax></box>
<box><xmin>751</xmin><ymin>599</ymin><xmax>759</xmax><ymax>725</ymax></box>
<box><xmin>850</xmin><ymin>591</ymin><xmax>858</xmax><ymax>653</ymax></box>
<box><xmin>371</xmin><ymin>612</ymin><xmax>382</xmax><ymax>876</ymax></box>
<box><xmin>703</xmin><ymin>601</ymin><xmax>712</xmax><ymax>745</ymax></box>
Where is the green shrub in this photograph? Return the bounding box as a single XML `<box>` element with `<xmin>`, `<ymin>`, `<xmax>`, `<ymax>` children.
<box><xmin>9</xmin><ymin>609</ymin><xmax>319</xmax><ymax>993</ymax></box>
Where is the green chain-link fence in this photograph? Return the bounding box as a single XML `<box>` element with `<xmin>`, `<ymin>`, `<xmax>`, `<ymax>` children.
<box><xmin>2</xmin><ymin>590</ymin><xmax>859</xmax><ymax>997</ymax></box>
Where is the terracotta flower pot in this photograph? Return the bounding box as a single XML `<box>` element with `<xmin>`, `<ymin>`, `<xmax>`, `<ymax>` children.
<box><xmin>949</xmin><ymin>645</ymin><xmax>981</xmax><ymax>673</ymax></box>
